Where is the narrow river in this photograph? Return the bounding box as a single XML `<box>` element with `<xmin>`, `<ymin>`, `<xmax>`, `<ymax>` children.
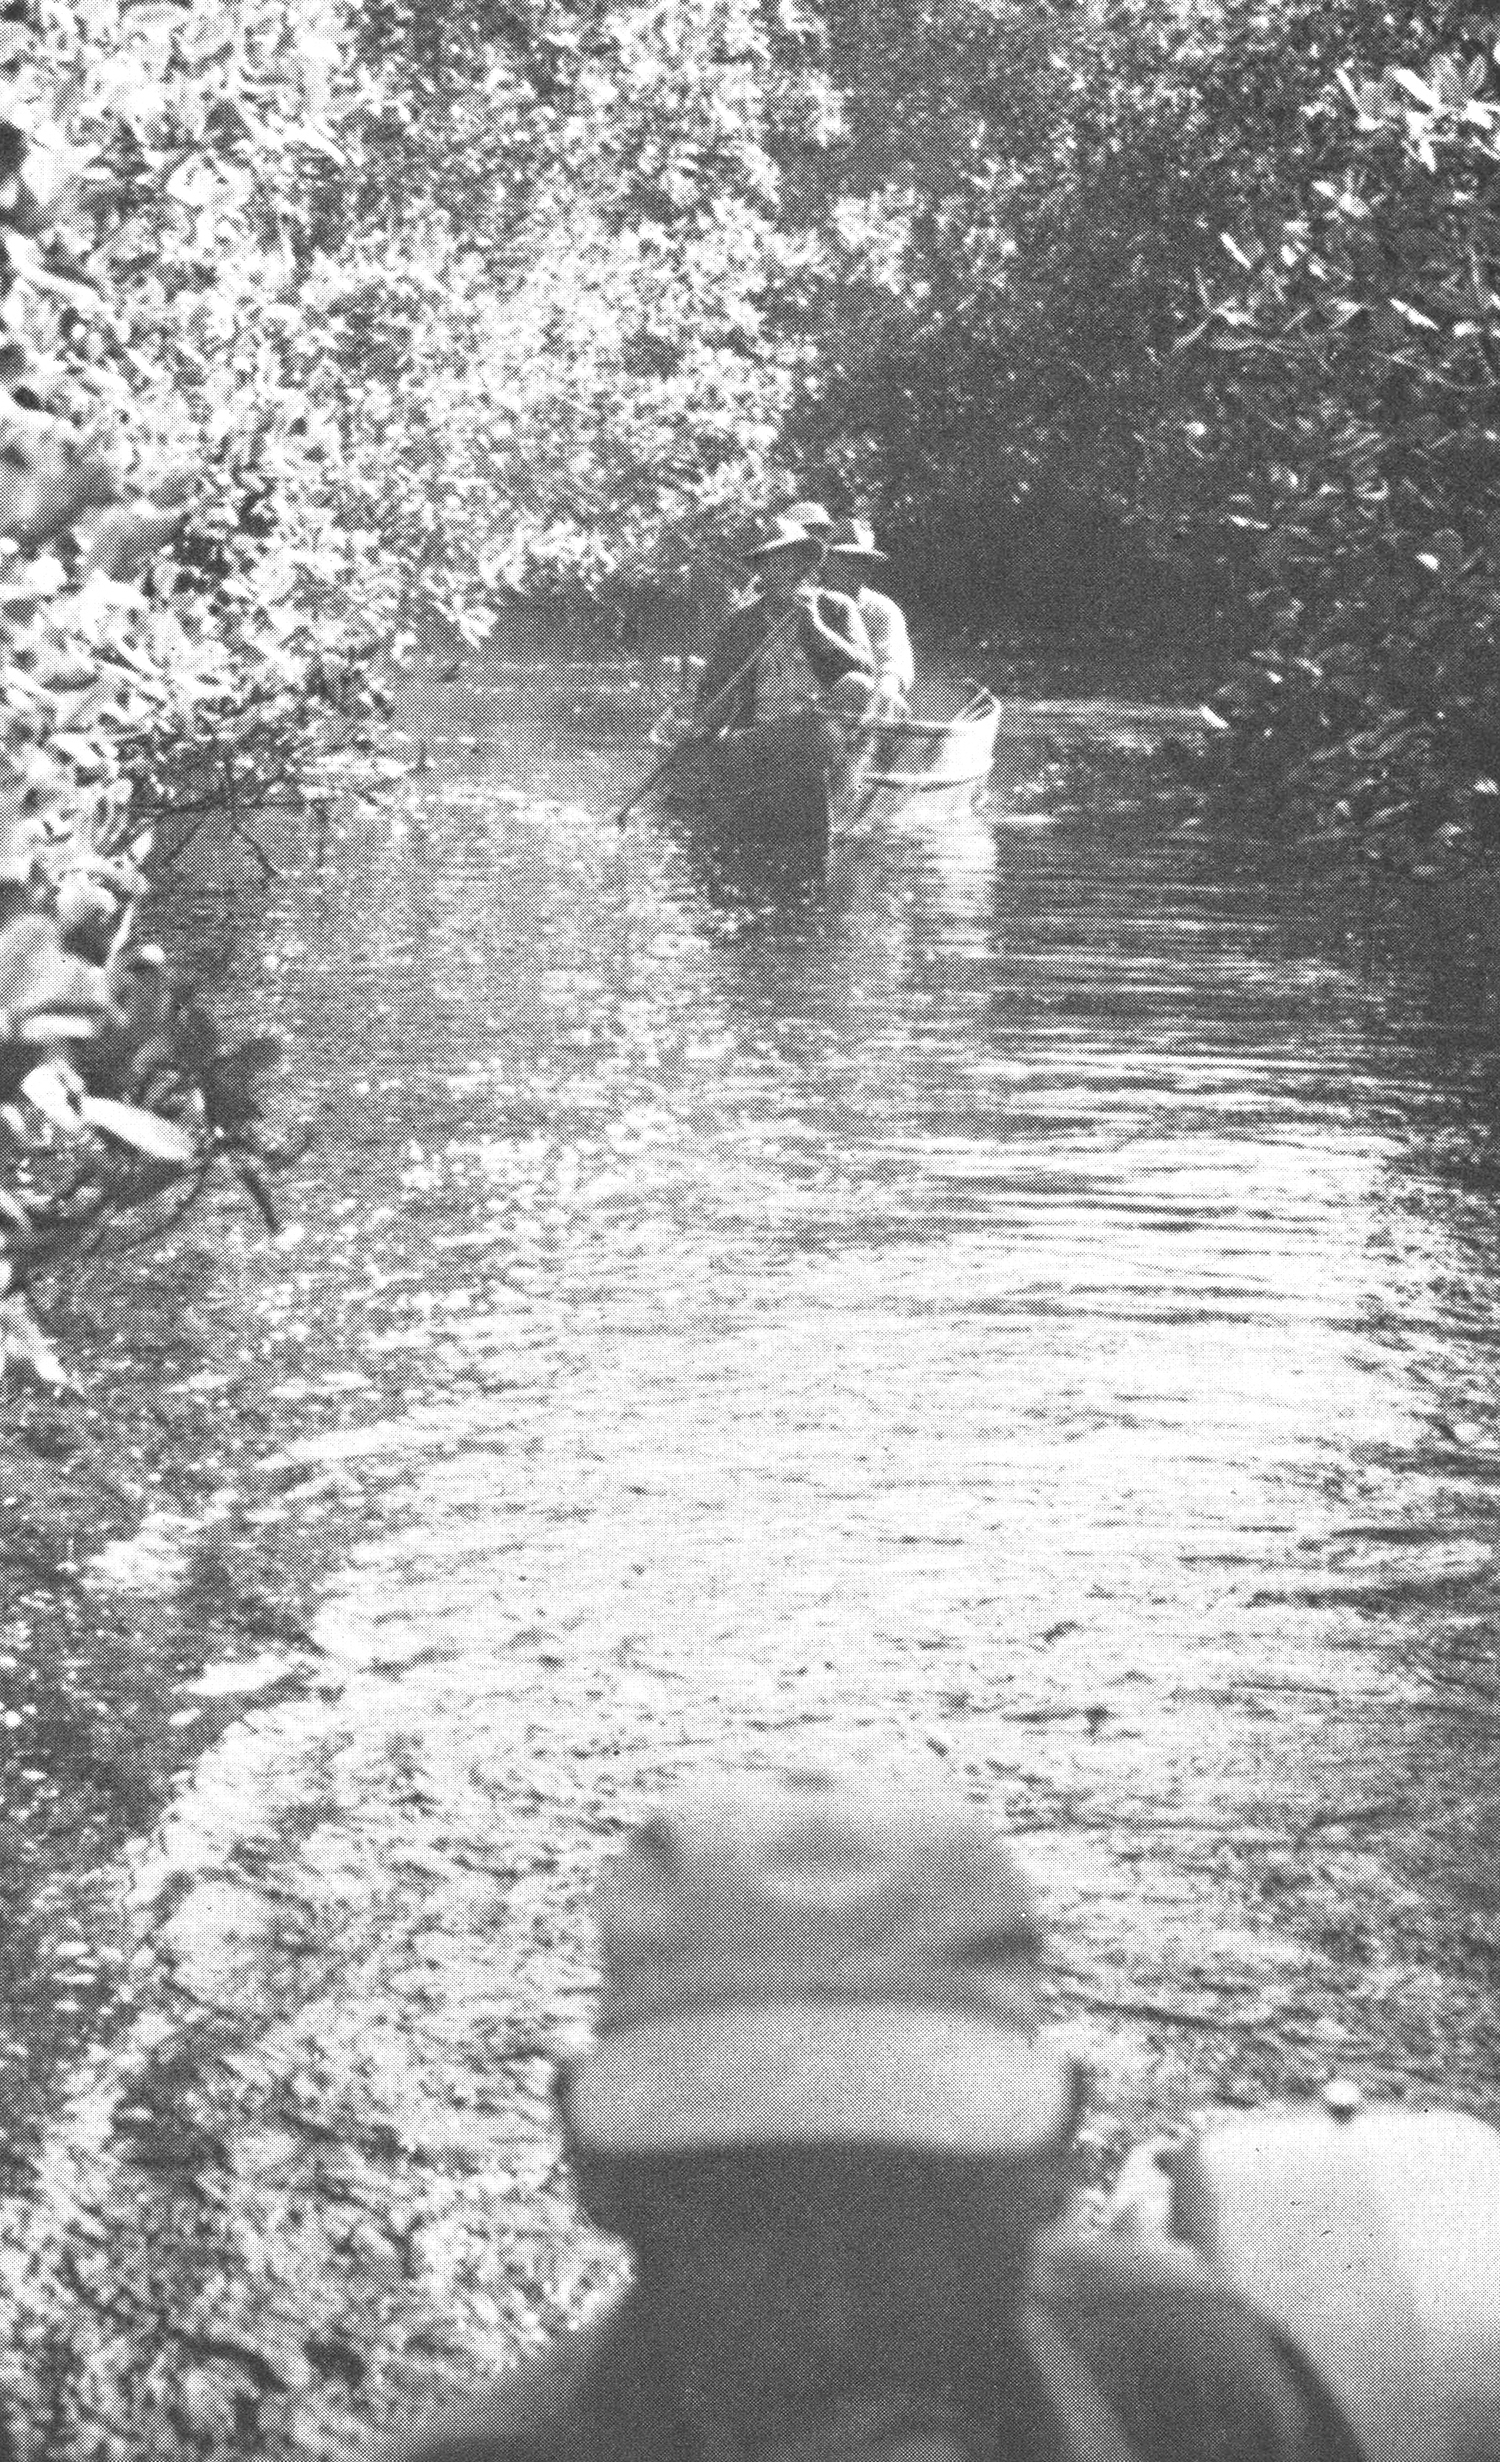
<box><xmin>195</xmin><ymin>640</ymin><xmax>1500</xmax><ymax>2079</ymax></box>
<box><xmin>8</xmin><ymin>642</ymin><xmax>1500</xmax><ymax>2458</ymax></box>
<box><xmin>247</xmin><ymin>650</ymin><xmax>1500</xmax><ymax>1694</ymax></box>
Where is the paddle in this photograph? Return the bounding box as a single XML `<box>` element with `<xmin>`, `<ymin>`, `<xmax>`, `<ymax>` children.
<box><xmin>609</xmin><ymin>599</ymin><xmax>804</xmax><ymax>829</ymax></box>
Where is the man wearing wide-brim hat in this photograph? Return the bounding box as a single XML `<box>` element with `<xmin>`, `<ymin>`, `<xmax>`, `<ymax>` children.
<box><xmin>396</xmin><ymin>1763</ymin><xmax>1361</xmax><ymax>2462</ymax></box>
<box><xmin>823</xmin><ymin>519</ymin><xmax>915</xmax><ymax>723</ymax></box>
<box><xmin>694</xmin><ymin>516</ymin><xmax>874</xmax><ymax>734</ymax></box>
<box><xmin>786</xmin><ymin>499</ymin><xmax>835</xmax><ymax>539</ymax></box>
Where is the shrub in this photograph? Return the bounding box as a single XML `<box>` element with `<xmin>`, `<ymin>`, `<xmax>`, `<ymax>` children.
<box><xmin>1162</xmin><ymin>34</ymin><xmax>1500</xmax><ymax>862</ymax></box>
<box><xmin>0</xmin><ymin>0</ymin><xmax>381</xmax><ymax>1377</ymax></box>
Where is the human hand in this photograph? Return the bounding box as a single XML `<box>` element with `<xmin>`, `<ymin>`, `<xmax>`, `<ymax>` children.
<box><xmin>824</xmin><ymin>673</ymin><xmax>875</xmax><ymax>722</ymax></box>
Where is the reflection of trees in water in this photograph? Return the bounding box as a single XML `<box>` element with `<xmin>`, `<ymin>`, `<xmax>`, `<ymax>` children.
<box><xmin>666</xmin><ymin>809</ymin><xmax>828</xmax><ymax>925</ymax></box>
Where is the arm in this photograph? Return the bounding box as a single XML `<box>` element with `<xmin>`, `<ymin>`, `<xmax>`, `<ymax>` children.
<box><xmin>801</xmin><ymin>588</ymin><xmax>875</xmax><ymax>687</ymax></box>
<box><xmin>860</xmin><ymin>592</ymin><xmax>913</xmax><ymax>718</ymax></box>
<box><xmin>871</xmin><ymin>596</ymin><xmax>914</xmax><ymax>696</ymax></box>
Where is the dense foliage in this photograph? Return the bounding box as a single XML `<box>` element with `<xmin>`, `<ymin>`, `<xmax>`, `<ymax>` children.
<box><xmin>796</xmin><ymin>2</ymin><xmax>1500</xmax><ymax>857</ymax></box>
<box><xmin>0</xmin><ymin>0</ymin><xmax>387</xmax><ymax>1377</ymax></box>
<box><xmin>320</xmin><ymin>0</ymin><xmax>845</xmax><ymax>624</ymax></box>
<box><xmin>1166</xmin><ymin>33</ymin><xmax>1500</xmax><ymax>863</ymax></box>
<box><xmin>314</xmin><ymin>0</ymin><xmax>1500</xmax><ymax>857</ymax></box>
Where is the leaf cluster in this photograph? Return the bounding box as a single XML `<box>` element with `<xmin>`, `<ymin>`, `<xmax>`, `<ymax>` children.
<box><xmin>1161</xmin><ymin>30</ymin><xmax>1500</xmax><ymax>862</ymax></box>
<box><xmin>0</xmin><ymin>0</ymin><xmax>380</xmax><ymax>1379</ymax></box>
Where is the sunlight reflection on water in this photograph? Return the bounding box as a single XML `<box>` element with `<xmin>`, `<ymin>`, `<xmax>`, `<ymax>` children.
<box><xmin>237</xmin><ymin>652</ymin><xmax>1500</xmax><ymax>1795</ymax></box>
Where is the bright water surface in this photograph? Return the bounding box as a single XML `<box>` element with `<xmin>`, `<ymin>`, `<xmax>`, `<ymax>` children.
<box><xmin>247</xmin><ymin>653</ymin><xmax>1500</xmax><ymax>1669</ymax></box>
<box><xmin>176</xmin><ymin>644</ymin><xmax>1500</xmax><ymax>2074</ymax></box>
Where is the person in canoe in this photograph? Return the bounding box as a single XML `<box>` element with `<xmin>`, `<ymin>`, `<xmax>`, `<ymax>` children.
<box><xmin>694</xmin><ymin>514</ymin><xmax>874</xmax><ymax>734</ymax></box>
<box><xmin>822</xmin><ymin>516</ymin><xmax>914</xmax><ymax>722</ymax></box>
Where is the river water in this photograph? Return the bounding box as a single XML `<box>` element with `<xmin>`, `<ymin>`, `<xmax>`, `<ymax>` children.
<box><xmin>36</xmin><ymin>640</ymin><xmax>1500</xmax><ymax>2124</ymax></box>
<box><xmin>8</xmin><ymin>643</ymin><xmax>1500</xmax><ymax>2449</ymax></box>
<box><xmin>239</xmin><ymin>649</ymin><xmax>1500</xmax><ymax>1682</ymax></box>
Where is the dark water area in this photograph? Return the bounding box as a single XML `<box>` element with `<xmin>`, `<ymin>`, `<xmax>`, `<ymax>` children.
<box><xmin>8</xmin><ymin>635</ymin><xmax>1500</xmax><ymax>2158</ymax></box>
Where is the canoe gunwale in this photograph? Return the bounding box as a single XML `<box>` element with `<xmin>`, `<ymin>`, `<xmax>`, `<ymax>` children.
<box><xmin>861</xmin><ymin>691</ymin><xmax>1003</xmax><ymax>798</ymax></box>
<box><xmin>864</xmin><ymin>765</ymin><xmax>989</xmax><ymax>790</ymax></box>
<box><xmin>872</xmin><ymin>689</ymin><xmax>1001</xmax><ymax>744</ymax></box>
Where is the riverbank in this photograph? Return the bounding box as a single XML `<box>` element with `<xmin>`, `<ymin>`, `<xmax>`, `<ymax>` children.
<box><xmin>0</xmin><ymin>1209</ymin><xmax>380</xmax><ymax>2188</ymax></box>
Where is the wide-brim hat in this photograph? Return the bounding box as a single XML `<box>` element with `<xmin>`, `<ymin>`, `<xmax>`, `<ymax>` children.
<box><xmin>825</xmin><ymin>516</ymin><xmax>888</xmax><ymax>563</ymax></box>
<box><xmin>743</xmin><ymin>515</ymin><xmax>824</xmax><ymax>563</ymax></box>
<box><xmin>566</xmin><ymin>1764</ymin><xmax>1074</xmax><ymax>2156</ymax></box>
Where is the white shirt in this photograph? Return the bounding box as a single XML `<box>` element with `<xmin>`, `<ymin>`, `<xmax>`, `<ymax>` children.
<box><xmin>857</xmin><ymin>586</ymin><xmax>915</xmax><ymax>698</ymax></box>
